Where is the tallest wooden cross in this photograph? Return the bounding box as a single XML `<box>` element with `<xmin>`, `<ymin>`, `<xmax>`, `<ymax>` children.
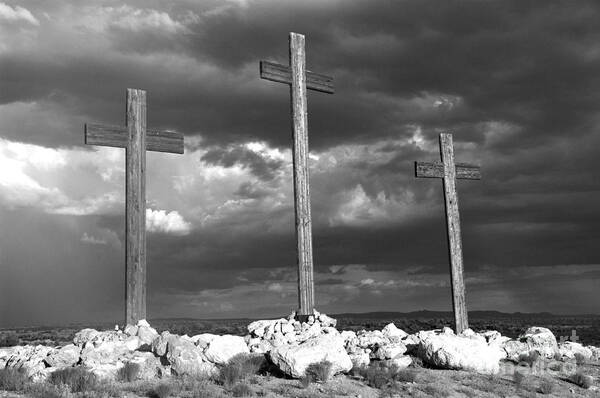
<box><xmin>84</xmin><ymin>88</ymin><xmax>184</xmax><ymax>325</ymax></box>
<box><xmin>260</xmin><ymin>32</ymin><xmax>334</xmax><ymax>319</ymax></box>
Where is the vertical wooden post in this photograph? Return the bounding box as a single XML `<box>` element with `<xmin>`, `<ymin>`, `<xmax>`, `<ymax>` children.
<box><xmin>125</xmin><ymin>88</ymin><xmax>147</xmax><ymax>325</ymax></box>
<box><xmin>289</xmin><ymin>33</ymin><xmax>315</xmax><ymax>317</ymax></box>
<box><xmin>440</xmin><ymin>133</ymin><xmax>468</xmax><ymax>333</ymax></box>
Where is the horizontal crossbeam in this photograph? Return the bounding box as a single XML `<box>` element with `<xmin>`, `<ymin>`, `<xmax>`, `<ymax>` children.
<box><xmin>85</xmin><ymin>123</ymin><xmax>184</xmax><ymax>154</ymax></box>
<box><xmin>415</xmin><ymin>161</ymin><xmax>481</xmax><ymax>180</ymax></box>
<box><xmin>260</xmin><ymin>60</ymin><xmax>334</xmax><ymax>94</ymax></box>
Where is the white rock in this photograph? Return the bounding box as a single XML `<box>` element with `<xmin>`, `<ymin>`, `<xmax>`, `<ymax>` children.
<box><xmin>382</xmin><ymin>323</ymin><xmax>408</xmax><ymax>339</ymax></box>
<box><xmin>349</xmin><ymin>352</ymin><xmax>370</xmax><ymax>368</ymax></box>
<box><xmin>166</xmin><ymin>338</ymin><xmax>207</xmax><ymax>376</ymax></box>
<box><xmin>417</xmin><ymin>332</ymin><xmax>505</xmax><ymax>373</ymax></box>
<box><xmin>0</xmin><ymin>347</ymin><xmax>16</xmax><ymax>368</ymax></box>
<box><xmin>80</xmin><ymin>341</ymin><xmax>130</xmax><ymax>366</ymax></box>
<box><xmin>122</xmin><ymin>351</ymin><xmax>164</xmax><ymax>380</ymax></box>
<box><xmin>5</xmin><ymin>345</ymin><xmax>56</xmax><ymax>379</ymax></box>
<box><xmin>45</xmin><ymin>344</ymin><xmax>81</xmax><ymax>368</ymax></box>
<box><xmin>190</xmin><ymin>333</ymin><xmax>218</xmax><ymax>349</ymax></box>
<box><xmin>88</xmin><ymin>361</ymin><xmax>125</xmax><ymax>379</ymax></box>
<box><xmin>559</xmin><ymin>342</ymin><xmax>593</xmax><ymax>360</ymax></box>
<box><xmin>340</xmin><ymin>330</ymin><xmax>358</xmax><ymax>346</ymax></box>
<box><xmin>203</xmin><ymin>335</ymin><xmax>250</xmax><ymax>365</ymax></box>
<box><xmin>137</xmin><ymin>319</ymin><xmax>151</xmax><ymax>328</ymax></box>
<box><xmin>503</xmin><ymin>340</ymin><xmax>528</xmax><ymax>361</ymax></box>
<box><xmin>73</xmin><ymin>329</ymin><xmax>100</xmax><ymax>346</ymax></box>
<box><xmin>442</xmin><ymin>327</ymin><xmax>454</xmax><ymax>335</ymax></box>
<box><xmin>124</xmin><ymin>325</ymin><xmax>138</xmax><ymax>336</ymax></box>
<box><xmin>377</xmin><ymin>342</ymin><xmax>407</xmax><ymax>360</ymax></box>
<box><xmin>137</xmin><ymin>325</ymin><xmax>159</xmax><ymax>347</ymax></box>
<box><xmin>317</xmin><ymin>314</ymin><xmax>337</xmax><ymax>328</ymax></box>
<box><xmin>269</xmin><ymin>333</ymin><xmax>353</xmax><ymax>378</ymax></box>
<box><xmin>281</xmin><ymin>322</ymin><xmax>295</xmax><ymax>335</ymax></box>
<box><xmin>152</xmin><ymin>331</ymin><xmax>180</xmax><ymax>357</ymax></box>
<box><xmin>356</xmin><ymin>330</ymin><xmax>386</xmax><ymax>349</ymax></box>
<box><xmin>247</xmin><ymin>319</ymin><xmax>281</xmax><ymax>338</ymax></box>
<box><xmin>519</xmin><ymin>327</ymin><xmax>558</xmax><ymax>359</ymax></box>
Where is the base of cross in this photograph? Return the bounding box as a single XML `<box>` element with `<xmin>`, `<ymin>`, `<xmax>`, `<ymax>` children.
<box><xmin>295</xmin><ymin>314</ymin><xmax>311</xmax><ymax>323</ymax></box>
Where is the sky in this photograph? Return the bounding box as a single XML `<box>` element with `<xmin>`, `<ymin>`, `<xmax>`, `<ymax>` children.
<box><xmin>1</xmin><ymin>0</ymin><xmax>600</xmax><ymax>327</ymax></box>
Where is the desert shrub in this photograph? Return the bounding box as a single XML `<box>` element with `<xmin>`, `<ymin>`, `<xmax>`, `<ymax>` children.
<box><xmin>518</xmin><ymin>351</ymin><xmax>540</xmax><ymax>367</ymax></box>
<box><xmin>357</xmin><ymin>362</ymin><xmax>393</xmax><ymax>389</ymax></box>
<box><xmin>570</xmin><ymin>371</ymin><xmax>593</xmax><ymax>389</ymax></box>
<box><xmin>117</xmin><ymin>362</ymin><xmax>141</xmax><ymax>382</ymax></box>
<box><xmin>538</xmin><ymin>379</ymin><xmax>554</xmax><ymax>394</ymax></box>
<box><xmin>421</xmin><ymin>384</ymin><xmax>446</xmax><ymax>397</ymax></box>
<box><xmin>513</xmin><ymin>370</ymin><xmax>525</xmax><ymax>388</ymax></box>
<box><xmin>304</xmin><ymin>360</ymin><xmax>333</xmax><ymax>384</ymax></box>
<box><xmin>0</xmin><ymin>332</ymin><xmax>19</xmax><ymax>347</ymax></box>
<box><xmin>0</xmin><ymin>368</ymin><xmax>29</xmax><ymax>391</ymax></box>
<box><xmin>574</xmin><ymin>353</ymin><xmax>587</xmax><ymax>365</ymax></box>
<box><xmin>25</xmin><ymin>383</ymin><xmax>70</xmax><ymax>398</ymax></box>
<box><xmin>48</xmin><ymin>367</ymin><xmax>98</xmax><ymax>393</ymax></box>
<box><xmin>231</xmin><ymin>382</ymin><xmax>254</xmax><ymax>397</ymax></box>
<box><xmin>395</xmin><ymin>369</ymin><xmax>418</xmax><ymax>383</ymax></box>
<box><xmin>150</xmin><ymin>382</ymin><xmax>175</xmax><ymax>398</ymax></box>
<box><xmin>218</xmin><ymin>354</ymin><xmax>267</xmax><ymax>387</ymax></box>
<box><xmin>191</xmin><ymin>382</ymin><xmax>226</xmax><ymax>398</ymax></box>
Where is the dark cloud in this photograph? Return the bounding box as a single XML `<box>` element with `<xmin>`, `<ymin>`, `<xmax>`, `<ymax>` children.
<box><xmin>2</xmin><ymin>0</ymin><xmax>600</xmax><ymax>326</ymax></box>
<box><xmin>201</xmin><ymin>144</ymin><xmax>283</xmax><ymax>181</ymax></box>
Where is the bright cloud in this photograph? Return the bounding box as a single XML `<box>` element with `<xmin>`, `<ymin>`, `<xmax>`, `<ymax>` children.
<box><xmin>0</xmin><ymin>3</ymin><xmax>39</xmax><ymax>25</ymax></box>
<box><xmin>146</xmin><ymin>208</ymin><xmax>192</xmax><ymax>235</ymax></box>
<box><xmin>81</xmin><ymin>232</ymin><xmax>107</xmax><ymax>245</ymax></box>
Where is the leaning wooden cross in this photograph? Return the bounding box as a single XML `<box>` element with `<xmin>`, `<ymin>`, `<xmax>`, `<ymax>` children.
<box><xmin>260</xmin><ymin>32</ymin><xmax>334</xmax><ymax>320</ymax></box>
<box><xmin>85</xmin><ymin>88</ymin><xmax>184</xmax><ymax>325</ymax></box>
<box><xmin>415</xmin><ymin>133</ymin><xmax>480</xmax><ymax>333</ymax></box>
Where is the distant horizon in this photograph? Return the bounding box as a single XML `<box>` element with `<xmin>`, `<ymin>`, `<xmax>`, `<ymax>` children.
<box><xmin>3</xmin><ymin>308</ymin><xmax>600</xmax><ymax>330</ymax></box>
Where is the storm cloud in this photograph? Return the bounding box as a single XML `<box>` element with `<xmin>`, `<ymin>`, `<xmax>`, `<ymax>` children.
<box><xmin>1</xmin><ymin>0</ymin><xmax>600</xmax><ymax>326</ymax></box>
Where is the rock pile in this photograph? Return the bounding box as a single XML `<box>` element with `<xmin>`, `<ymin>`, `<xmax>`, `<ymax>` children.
<box><xmin>1</xmin><ymin>314</ymin><xmax>599</xmax><ymax>383</ymax></box>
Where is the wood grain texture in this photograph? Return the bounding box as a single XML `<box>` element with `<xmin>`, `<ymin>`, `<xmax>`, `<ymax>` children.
<box><xmin>415</xmin><ymin>161</ymin><xmax>481</xmax><ymax>180</ymax></box>
<box><xmin>289</xmin><ymin>32</ymin><xmax>315</xmax><ymax>317</ymax></box>
<box><xmin>85</xmin><ymin>124</ymin><xmax>184</xmax><ymax>154</ymax></box>
<box><xmin>125</xmin><ymin>88</ymin><xmax>147</xmax><ymax>326</ymax></box>
<box><xmin>439</xmin><ymin>133</ymin><xmax>469</xmax><ymax>334</ymax></box>
<box><xmin>260</xmin><ymin>60</ymin><xmax>334</xmax><ymax>94</ymax></box>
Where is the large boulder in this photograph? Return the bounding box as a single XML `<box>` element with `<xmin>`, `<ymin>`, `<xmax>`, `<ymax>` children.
<box><xmin>0</xmin><ymin>347</ymin><xmax>16</xmax><ymax>368</ymax></box>
<box><xmin>558</xmin><ymin>342</ymin><xmax>593</xmax><ymax>360</ymax></box>
<box><xmin>5</xmin><ymin>345</ymin><xmax>56</xmax><ymax>381</ymax></box>
<box><xmin>416</xmin><ymin>332</ymin><xmax>505</xmax><ymax>373</ymax></box>
<box><xmin>385</xmin><ymin>354</ymin><xmax>412</xmax><ymax>369</ymax></box>
<box><xmin>164</xmin><ymin>337</ymin><xmax>209</xmax><ymax>376</ymax></box>
<box><xmin>124</xmin><ymin>351</ymin><xmax>170</xmax><ymax>380</ymax></box>
<box><xmin>136</xmin><ymin>322</ymin><xmax>159</xmax><ymax>348</ymax></box>
<box><xmin>519</xmin><ymin>327</ymin><xmax>558</xmax><ymax>359</ymax></box>
<box><xmin>269</xmin><ymin>333</ymin><xmax>352</xmax><ymax>378</ymax></box>
<box><xmin>152</xmin><ymin>331</ymin><xmax>181</xmax><ymax>357</ymax></box>
<box><xmin>45</xmin><ymin>344</ymin><xmax>81</xmax><ymax>368</ymax></box>
<box><xmin>503</xmin><ymin>340</ymin><xmax>528</xmax><ymax>361</ymax></box>
<box><xmin>203</xmin><ymin>335</ymin><xmax>250</xmax><ymax>365</ymax></box>
<box><xmin>382</xmin><ymin>323</ymin><xmax>408</xmax><ymax>340</ymax></box>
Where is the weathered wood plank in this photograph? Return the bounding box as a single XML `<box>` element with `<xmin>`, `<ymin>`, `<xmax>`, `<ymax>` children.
<box><xmin>289</xmin><ymin>32</ymin><xmax>315</xmax><ymax>317</ymax></box>
<box><xmin>125</xmin><ymin>88</ymin><xmax>147</xmax><ymax>326</ymax></box>
<box><xmin>260</xmin><ymin>60</ymin><xmax>335</xmax><ymax>94</ymax></box>
<box><xmin>85</xmin><ymin>124</ymin><xmax>184</xmax><ymax>154</ymax></box>
<box><xmin>415</xmin><ymin>161</ymin><xmax>481</xmax><ymax>180</ymax></box>
<box><xmin>439</xmin><ymin>133</ymin><xmax>469</xmax><ymax>334</ymax></box>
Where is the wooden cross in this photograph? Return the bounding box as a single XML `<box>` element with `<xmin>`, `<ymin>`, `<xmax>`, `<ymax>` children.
<box><xmin>84</xmin><ymin>88</ymin><xmax>184</xmax><ymax>325</ymax></box>
<box><xmin>415</xmin><ymin>133</ymin><xmax>481</xmax><ymax>333</ymax></box>
<box><xmin>260</xmin><ymin>32</ymin><xmax>334</xmax><ymax>320</ymax></box>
